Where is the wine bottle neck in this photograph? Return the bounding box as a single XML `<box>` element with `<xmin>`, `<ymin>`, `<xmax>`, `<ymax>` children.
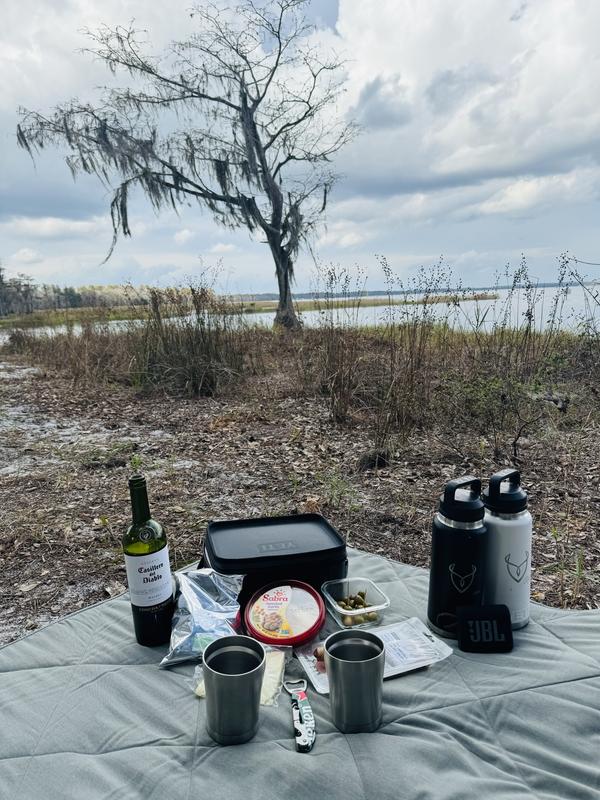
<box><xmin>130</xmin><ymin>481</ymin><xmax>151</xmax><ymax>524</ymax></box>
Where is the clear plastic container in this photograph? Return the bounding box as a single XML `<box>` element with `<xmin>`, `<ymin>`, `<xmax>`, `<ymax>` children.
<box><xmin>321</xmin><ymin>577</ymin><xmax>390</xmax><ymax>629</ymax></box>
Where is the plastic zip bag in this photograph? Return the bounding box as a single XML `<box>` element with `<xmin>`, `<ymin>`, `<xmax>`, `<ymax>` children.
<box><xmin>159</xmin><ymin>569</ymin><xmax>244</xmax><ymax>669</ymax></box>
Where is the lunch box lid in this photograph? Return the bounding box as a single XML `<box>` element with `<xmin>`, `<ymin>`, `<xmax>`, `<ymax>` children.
<box><xmin>204</xmin><ymin>513</ymin><xmax>346</xmax><ymax>572</ymax></box>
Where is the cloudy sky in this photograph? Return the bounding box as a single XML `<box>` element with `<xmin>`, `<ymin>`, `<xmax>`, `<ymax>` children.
<box><xmin>2</xmin><ymin>0</ymin><xmax>600</xmax><ymax>293</ymax></box>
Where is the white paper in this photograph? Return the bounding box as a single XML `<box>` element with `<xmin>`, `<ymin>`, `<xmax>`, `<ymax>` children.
<box><xmin>295</xmin><ymin>618</ymin><xmax>453</xmax><ymax>695</ymax></box>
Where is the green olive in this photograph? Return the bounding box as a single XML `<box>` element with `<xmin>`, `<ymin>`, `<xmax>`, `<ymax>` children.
<box><xmin>342</xmin><ymin>615</ymin><xmax>354</xmax><ymax>627</ymax></box>
<box><xmin>366</xmin><ymin>612</ymin><xmax>378</xmax><ymax>622</ymax></box>
<box><xmin>357</xmin><ymin>590</ymin><xmax>367</xmax><ymax>599</ymax></box>
<box><xmin>354</xmin><ymin>615</ymin><xmax>366</xmax><ymax>625</ymax></box>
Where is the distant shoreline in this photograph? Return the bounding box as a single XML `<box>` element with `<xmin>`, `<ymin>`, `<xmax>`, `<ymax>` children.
<box><xmin>239</xmin><ymin>291</ymin><xmax>498</xmax><ymax>315</ymax></box>
<box><xmin>1</xmin><ymin>281</ymin><xmax>592</xmax><ymax>329</ymax></box>
<box><xmin>229</xmin><ymin>281</ymin><xmax>584</xmax><ymax>302</ymax></box>
<box><xmin>0</xmin><ymin>291</ymin><xmax>500</xmax><ymax>329</ymax></box>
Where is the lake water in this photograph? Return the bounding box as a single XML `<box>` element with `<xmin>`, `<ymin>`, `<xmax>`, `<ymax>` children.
<box><xmin>1</xmin><ymin>284</ymin><xmax>598</xmax><ymax>346</ymax></box>
<box><xmin>252</xmin><ymin>284</ymin><xmax>600</xmax><ymax>331</ymax></box>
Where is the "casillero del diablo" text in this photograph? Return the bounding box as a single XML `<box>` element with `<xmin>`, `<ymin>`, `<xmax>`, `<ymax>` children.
<box><xmin>137</xmin><ymin>562</ymin><xmax>165</xmax><ymax>584</ymax></box>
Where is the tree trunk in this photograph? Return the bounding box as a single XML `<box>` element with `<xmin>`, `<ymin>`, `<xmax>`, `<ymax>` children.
<box><xmin>272</xmin><ymin>245</ymin><xmax>301</xmax><ymax>330</ymax></box>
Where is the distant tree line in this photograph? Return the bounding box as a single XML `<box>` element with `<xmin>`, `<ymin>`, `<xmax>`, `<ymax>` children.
<box><xmin>0</xmin><ymin>264</ymin><xmax>148</xmax><ymax>317</ymax></box>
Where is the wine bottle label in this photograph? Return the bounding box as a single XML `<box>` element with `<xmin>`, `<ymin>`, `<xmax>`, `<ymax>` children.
<box><xmin>124</xmin><ymin>545</ymin><xmax>173</xmax><ymax>607</ymax></box>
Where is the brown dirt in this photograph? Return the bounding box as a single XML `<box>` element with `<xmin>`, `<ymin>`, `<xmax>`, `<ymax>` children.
<box><xmin>1</xmin><ymin>357</ymin><xmax>599</xmax><ymax>645</ymax></box>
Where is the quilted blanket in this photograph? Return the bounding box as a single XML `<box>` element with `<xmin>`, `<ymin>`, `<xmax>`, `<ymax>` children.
<box><xmin>1</xmin><ymin>549</ymin><xmax>599</xmax><ymax>799</ymax></box>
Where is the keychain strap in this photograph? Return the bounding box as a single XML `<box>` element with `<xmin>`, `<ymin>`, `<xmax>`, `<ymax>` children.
<box><xmin>284</xmin><ymin>680</ymin><xmax>316</xmax><ymax>753</ymax></box>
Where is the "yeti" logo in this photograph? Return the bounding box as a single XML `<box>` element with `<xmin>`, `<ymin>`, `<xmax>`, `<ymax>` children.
<box><xmin>257</xmin><ymin>540</ymin><xmax>297</xmax><ymax>553</ymax></box>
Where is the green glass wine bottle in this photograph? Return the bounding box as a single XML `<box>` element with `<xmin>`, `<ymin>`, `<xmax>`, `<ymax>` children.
<box><xmin>123</xmin><ymin>474</ymin><xmax>174</xmax><ymax>646</ymax></box>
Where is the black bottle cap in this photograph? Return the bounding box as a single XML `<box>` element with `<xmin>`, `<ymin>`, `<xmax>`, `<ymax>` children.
<box><xmin>482</xmin><ymin>469</ymin><xmax>528</xmax><ymax>514</ymax></box>
<box><xmin>439</xmin><ymin>476</ymin><xmax>485</xmax><ymax>523</ymax></box>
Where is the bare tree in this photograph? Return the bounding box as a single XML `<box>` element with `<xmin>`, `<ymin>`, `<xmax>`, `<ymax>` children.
<box><xmin>17</xmin><ymin>0</ymin><xmax>355</xmax><ymax>328</ymax></box>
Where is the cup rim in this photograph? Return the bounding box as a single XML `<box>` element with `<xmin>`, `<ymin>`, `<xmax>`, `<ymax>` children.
<box><xmin>324</xmin><ymin>629</ymin><xmax>385</xmax><ymax>663</ymax></box>
<box><xmin>203</xmin><ymin>634</ymin><xmax>266</xmax><ymax>677</ymax></box>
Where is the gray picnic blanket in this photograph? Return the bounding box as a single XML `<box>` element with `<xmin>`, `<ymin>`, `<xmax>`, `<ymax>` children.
<box><xmin>1</xmin><ymin>549</ymin><xmax>599</xmax><ymax>800</ymax></box>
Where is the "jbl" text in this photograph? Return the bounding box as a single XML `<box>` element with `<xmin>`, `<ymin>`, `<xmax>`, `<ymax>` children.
<box><xmin>467</xmin><ymin>620</ymin><xmax>505</xmax><ymax>642</ymax></box>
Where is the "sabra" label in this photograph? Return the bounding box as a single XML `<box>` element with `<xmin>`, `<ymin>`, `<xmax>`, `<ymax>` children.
<box><xmin>249</xmin><ymin>585</ymin><xmax>319</xmax><ymax>640</ymax></box>
<box><xmin>124</xmin><ymin>545</ymin><xmax>172</xmax><ymax>607</ymax></box>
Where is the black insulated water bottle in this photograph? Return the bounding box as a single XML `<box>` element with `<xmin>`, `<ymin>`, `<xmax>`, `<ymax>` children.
<box><xmin>427</xmin><ymin>476</ymin><xmax>488</xmax><ymax>638</ymax></box>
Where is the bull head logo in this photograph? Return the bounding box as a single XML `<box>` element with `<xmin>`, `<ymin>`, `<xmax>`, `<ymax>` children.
<box><xmin>505</xmin><ymin>552</ymin><xmax>529</xmax><ymax>583</ymax></box>
<box><xmin>449</xmin><ymin>563</ymin><xmax>477</xmax><ymax>594</ymax></box>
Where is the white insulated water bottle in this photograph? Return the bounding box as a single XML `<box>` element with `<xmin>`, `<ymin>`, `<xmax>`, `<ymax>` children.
<box><xmin>482</xmin><ymin>469</ymin><xmax>532</xmax><ymax>629</ymax></box>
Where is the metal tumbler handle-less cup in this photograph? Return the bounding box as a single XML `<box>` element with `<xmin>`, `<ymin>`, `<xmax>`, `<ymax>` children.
<box><xmin>324</xmin><ymin>629</ymin><xmax>385</xmax><ymax>734</ymax></box>
<box><xmin>202</xmin><ymin>635</ymin><xmax>266</xmax><ymax>745</ymax></box>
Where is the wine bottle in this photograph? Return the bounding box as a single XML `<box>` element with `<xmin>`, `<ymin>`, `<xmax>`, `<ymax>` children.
<box><xmin>123</xmin><ymin>474</ymin><xmax>173</xmax><ymax>646</ymax></box>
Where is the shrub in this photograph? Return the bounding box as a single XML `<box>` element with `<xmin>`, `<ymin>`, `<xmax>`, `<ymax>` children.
<box><xmin>5</xmin><ymin>285</ymin><xmax>256</xmax><ymax>397</ymax></box>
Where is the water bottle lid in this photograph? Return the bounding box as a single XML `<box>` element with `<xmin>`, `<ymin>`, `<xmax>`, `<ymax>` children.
<box><xmin>482</xmin><ymin>469</ymin><xmax>528</xmax><ymax>513</ymax></box>
<box><xmin>439</xmin><ymin>476</ymin><xmax>485</xmax><ymax>523</ymax></box>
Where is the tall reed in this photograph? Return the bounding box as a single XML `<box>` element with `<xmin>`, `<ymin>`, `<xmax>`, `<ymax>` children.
<box><xmin>303</xmin><ymin>256</ymin><xmax>599</xmax><ymax>461</ymax></box>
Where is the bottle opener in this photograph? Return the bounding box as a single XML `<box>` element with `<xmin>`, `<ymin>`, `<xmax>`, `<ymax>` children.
<box><xmin>284</xmin><ymin>679</ymin><xmax>316</xmax><ymax>753</ymax></box>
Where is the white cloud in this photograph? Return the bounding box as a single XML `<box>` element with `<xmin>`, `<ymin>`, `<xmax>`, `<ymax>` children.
<box><xmin>469</xmin><ymin>168</ymin><xmax>600</xmax><ymax>217</ymax></box>
<box><xmin>2</xmin><ymin>216</ymin><xmax>108</xmax><ymax>239</ymax></box>
<box><xmin>318</xmin><ymin>221</ymin><xmax>372</xmax><ymax>249</ymax></box>
<box><xmin>10</xmin><ymin>247</ymin><xmax>43</xmax><ymax>264</ymax></box>
<box><xmin>174</xmin><ymin>228</ymin><xmax>195</xmax><ymax>245</ymax></box>
<box><xmin>209</xmin><ymin>243</ymin><xmax>238</xmax><ymax>254</ymax></box>
<box><xmin>351</xmin><ymin>75</ymin><xmax>412</xmax><ymax>129</ymax></box>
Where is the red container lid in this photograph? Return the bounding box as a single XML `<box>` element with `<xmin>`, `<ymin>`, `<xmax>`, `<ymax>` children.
<box><xmin>245</xmin><ymin>580</ymin><xmax>325</xmax><ymax>647</ymax></box>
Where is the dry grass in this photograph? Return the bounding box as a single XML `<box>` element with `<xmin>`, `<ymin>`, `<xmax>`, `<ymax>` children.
<box><xmin>5</xmin><ymin>258</ymin><xmax>600</xmax><ymax>462</ymax></box>
<box><xmin>6</xmin><ymin>287</ymin><xmax>259</xmax><ymax>397</ymax></box>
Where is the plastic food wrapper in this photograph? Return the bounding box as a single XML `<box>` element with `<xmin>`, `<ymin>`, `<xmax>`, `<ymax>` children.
<box><xmin>192</xmin><ymin>646</ymin><xmax>291</xmax><ymax>706</ymax></box>
<box><xmin>159</xmin><ymin>569</ymin><xmax>244</xmax><ymax>668</ymax></box>
<box><xmin>296</xmin><ymin>617</ymin><xmax>453</xmax><ymax>694</ymax></box>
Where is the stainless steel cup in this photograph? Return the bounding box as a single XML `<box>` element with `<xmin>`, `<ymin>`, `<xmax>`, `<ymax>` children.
<box><xmin>324</xmin><ymin>629</ymin><xmax>385</xmax><ymax>734</ymax></box>
<box><xmin>202</xmin><ymin>635</ymin><xmax>266</xmax><ymax>745</ymax></box>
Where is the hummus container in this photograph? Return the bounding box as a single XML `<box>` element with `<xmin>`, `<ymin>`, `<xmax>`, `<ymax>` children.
<box><xmin>321</xmin><ymin>577</ymin><xmax>390</xmax><ymax>629</ymax></box>
<box><xmin>244</xmin><ymin>580</ymin><xmax>325</xmax><ymax>647</ymax></box>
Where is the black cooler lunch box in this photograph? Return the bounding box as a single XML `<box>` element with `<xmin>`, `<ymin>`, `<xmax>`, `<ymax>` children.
<box><xmin>201</xmin><ymin>513</ymin><xmax>348</xmax><ymax>606</ymax></box>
